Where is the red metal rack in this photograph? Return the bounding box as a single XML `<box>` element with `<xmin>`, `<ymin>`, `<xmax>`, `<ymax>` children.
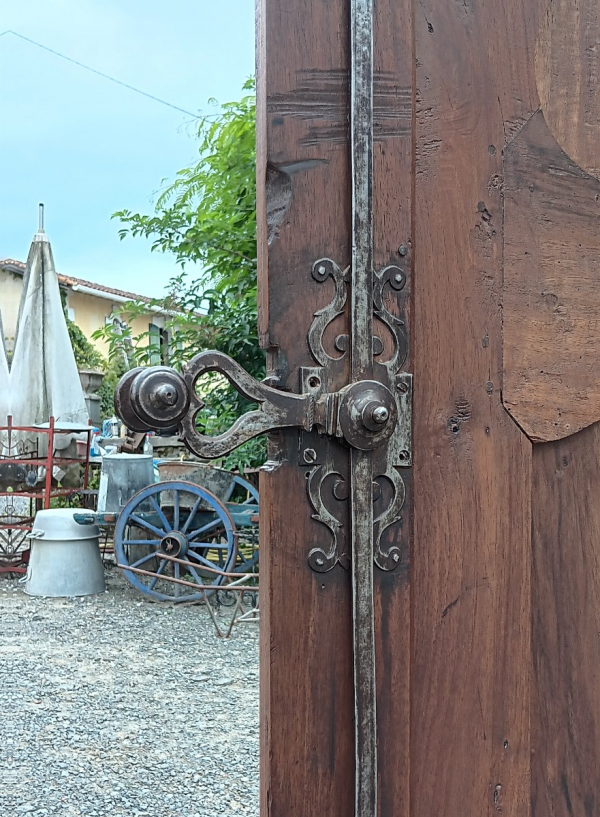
<box><xmin>0</xmin><ymin>416</ymin><xmax>92</xmax><ymax>574</ymax></box>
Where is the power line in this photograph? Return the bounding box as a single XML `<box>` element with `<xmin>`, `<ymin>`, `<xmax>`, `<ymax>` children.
<box><xmin>0</xmin><ymin>29</ymin><xmax>210</xmax><ymax>119</ymax></box>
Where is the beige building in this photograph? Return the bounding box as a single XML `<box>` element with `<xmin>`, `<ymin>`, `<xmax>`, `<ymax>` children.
<box><xmin>0</xmin><ymin>259</ymin><xmax>169</xmax><ymax>363</ymax></box>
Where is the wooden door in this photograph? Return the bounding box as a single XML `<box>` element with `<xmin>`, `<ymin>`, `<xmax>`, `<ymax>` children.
<box><xmin>257</xmin><ymin>0</ymin><xmax>600</xmax><ymax>815</ymax></box>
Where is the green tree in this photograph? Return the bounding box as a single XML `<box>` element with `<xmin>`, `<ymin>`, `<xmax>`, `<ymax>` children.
<box><xmin>98</xmin><ymin>80</ymin><xmax>263</xmax><ymax>470</ymax></box>
<box><xmin>66</xmin><ymin>317</ymin><xmax>104</xmax><ymax>371</ymax></box>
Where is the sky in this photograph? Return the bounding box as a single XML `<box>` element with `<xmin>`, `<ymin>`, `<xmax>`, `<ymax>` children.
<box><xmin>0</xmin><ymin>0</ymin><xmax>255</xmax><ymax>297</ymax></box>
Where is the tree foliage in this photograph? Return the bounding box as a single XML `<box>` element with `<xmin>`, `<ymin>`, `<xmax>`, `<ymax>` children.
<box><xmin>66</xmin><ymin>317</ymin><xmax>104</xmax><ymax>371</ymax></box>
<box><xmin>97</xmin><ymin>80</ymin><xmax>263</xmax><ymax>470</ymax></box>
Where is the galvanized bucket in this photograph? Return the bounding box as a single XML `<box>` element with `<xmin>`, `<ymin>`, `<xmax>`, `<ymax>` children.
<box><xmin>24</xmin><ymin>509</ymin><xmax>105</xmax><ymax>597</ymax></box>
<box><xmin>97</xmin><ymin>454</ymin><xmax>155</xmax><ymax>514</ymax></box>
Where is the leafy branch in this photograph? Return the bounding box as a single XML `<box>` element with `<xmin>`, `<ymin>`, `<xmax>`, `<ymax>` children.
<box><xmin>98</xmin><ymin>79</ymin><xmax>264</xmax><ymax>470</ymax></box>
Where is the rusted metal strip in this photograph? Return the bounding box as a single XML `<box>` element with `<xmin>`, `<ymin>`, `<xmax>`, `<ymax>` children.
<box><xmin>117</xmin><ymin>562</ymin><xmax>258</xmax><ymax>589</ymax></box>
<box><xmin>350</xmin><ymin>1</ymin><xmax>377</xmax><ymax>815</ymax></box>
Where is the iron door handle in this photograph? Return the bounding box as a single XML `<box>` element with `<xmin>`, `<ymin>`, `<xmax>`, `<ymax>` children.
<box><xmin>114</xmin><ymin>349</ymin><xmax>408</xmax><ymax>458</ymax></box>
<box><xmin>115</xmin><ymin>350</ymin><xmax>313</xmax><ymax>458</ymax></box>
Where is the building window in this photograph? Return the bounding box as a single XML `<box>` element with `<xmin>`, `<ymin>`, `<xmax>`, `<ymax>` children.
<box><xmin>149</xmin><ymin>323</ymin><xmax>169</xmax><ymax>365</ymax></box>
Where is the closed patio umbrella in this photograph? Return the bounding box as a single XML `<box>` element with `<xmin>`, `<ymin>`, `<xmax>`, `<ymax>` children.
<box><xmin>0</xmin><ymin>308</ymin><xmax>9</xmax><ymax>453</ymax></box>
<box><xmin>10</xmin><ymin>212</ymin><xmax>88</xmax><ymax>453</ymax></box>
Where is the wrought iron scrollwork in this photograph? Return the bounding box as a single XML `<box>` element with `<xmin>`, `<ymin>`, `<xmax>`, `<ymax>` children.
<box><xmin>373</xmin><ymin>467</ymin><xmax>406</xmax><ymax>571</ymax></box>
<box><xmin>306</xmin><ymin>466</ymin><xmax>349</xmax><ymax>572</ymax></box>
<box><xmin>178</xmin><ymin>352</ymin><xmax>314</xmax><ymax>458</ymax></box>
<box><xmin>307</xmin><ymin>258</ymin><xmax>350</xmax><ymax>366</ymax></box>
<box><xmin>300</xmin><ymin>257</ymin><xmax>410</xmax><ymax>574</ymax></box>
<box><xmin>373</xmin><ymin>264</ymin><xmax>408</xmax><ymax>374</ymax></box>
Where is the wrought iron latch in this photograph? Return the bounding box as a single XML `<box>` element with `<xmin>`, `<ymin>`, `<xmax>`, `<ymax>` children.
<box><xmin>114</xmin><ymin>348</ymin><xmax>412</xmax><ymax>463</ymax></box>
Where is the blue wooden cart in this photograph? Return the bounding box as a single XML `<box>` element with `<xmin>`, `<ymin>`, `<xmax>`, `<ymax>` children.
<box><xmin>75</xmin><ymin>462</ymin><xmax>258</xmax><ymax>603</ymax></box>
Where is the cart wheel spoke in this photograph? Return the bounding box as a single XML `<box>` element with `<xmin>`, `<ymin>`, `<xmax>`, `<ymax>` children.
<box><xmin>187</xmin><ymin>549</ymin><xmax>224</xmax><ymax>571</ymax></box>
<box><xmin>187</xmin><ymin>517</ymin><xmax>224</xmax><ymax>540</ymax></box>
<box><xmin>148</xmin><ymin>559</ymin><xmax>168</xmax><ymax>591</ymax></box>
<box><xmin>123</xmin><ymin>539</ymin><xmax>161</xmax><ymax>546</ymax></box>
<box><xmin>173</xmin><ymin>490</ymin><xmax>180</xmax><ymax>531</ymax></box>
<box><xmin>185</xmin><ymin>562</ymin><xmax>204</xmax><ymax>586</ymax></box>
<box><xmin>174</xmin><ymin>561</ymin><xmax>181</xmax><ymax>597</ymax></box>
<box><xmin>181</xmin><ymin>497</ymin><xmax>202</xmax><ymax>533</ymax></box>
<box><xmin>191</xmin><ymin>541</ymin><xmax>230</xmax><ymax>552</ymax></box>
<box><xmin>129</xmin><ymin>550</ymin><xmax>162</xmax><ymax>570</ymax></box>
<box><xmin>149</xmin><ymin>496</ymin><xmax>172</xmax><ymax>532</ymax></box>
<box><xmin>129</xmin><ymin>514</ymin><xmax>165</xmax><ymax>538</ymax></box>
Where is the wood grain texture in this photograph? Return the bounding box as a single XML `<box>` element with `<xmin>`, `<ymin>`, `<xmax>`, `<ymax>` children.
<box><xmin>372</xmin><ymin>2</ymin><xmax>412</xmax><ymax>814</ymax></box>
<box><xmin>258</xmin><ymin>0</ymin><xmax>412</xmax><ymax>817</ymax></box>
<box><xmin>257</xmin><ymin>1</ymin><xmax>600</xmax><ymax>816</ymax></box>
<box><xmin>536</xmin><ymin>0</ymin><xmax>600</xmax><ymax>180</ymax></box>
<box><xmin>503</xmin><ymin>110</ymin><xmax>600</xmax><ymax>443</ymax></box>
<box><xmin>257</xmin><ymin>2</ymin><xmax>354</xmax><ymax>815</ymax></box>
<box><xmin>532</xmin><ymin>423</ymin><xmax>600</xmax><ymax>816</ymax></box>
<box><xmin>257</xmin><ymin>0</ymin><xmax>413</xmax><ymax>813</ymax></box>
<box><xmin>413</xmin><ymin>2</ymin><xmax>539</xmax><ymax>814</ymax></box>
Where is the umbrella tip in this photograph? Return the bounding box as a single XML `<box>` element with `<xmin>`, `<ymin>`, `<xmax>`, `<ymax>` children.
<box><xmin>38</xmin><ymin>202</ymin><xmax>45</xmax><ymax>233</ymax></box>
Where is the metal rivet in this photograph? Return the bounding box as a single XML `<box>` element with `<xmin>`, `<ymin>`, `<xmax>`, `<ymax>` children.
<box><xmin>315</xmin><ymin>557</ymin><xmax>324</xmax><ymax>566</ymax></box>
<box><xmin>372</xmin><ymin>406</ymin><xmax>389</xmax><ymax>424</ymax></box>
<box><xmin>398</xmin><ymin>245</ymin><xmax>407</xmax><ymax>256</ymax></box>
<box><xmin>393</xmin><ymin>553</ymin><xmax>400</xmax><ymax>563</ymax></box>
<box><xmin>394</xmin><ymin>273</ymin><xmax>403</xmax><ymax>284</ymax></box>
<box><xmin>318</xmin><ymin>265</ymin><xmax>326</xmax><ymax>276</ymax></box>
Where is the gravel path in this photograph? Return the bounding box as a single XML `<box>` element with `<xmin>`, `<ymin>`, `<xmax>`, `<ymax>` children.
<box><xmin>1</xmin><ymin>568</ymin><xmax>259</xmax><ymax>817</ymax></box>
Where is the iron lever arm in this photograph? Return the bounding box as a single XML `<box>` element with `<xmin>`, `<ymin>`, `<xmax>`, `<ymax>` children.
<box><xmin>114</xmin><ymin>350</ymin><xmax>315</xmax><ymax>459</ymax></box>
<box><xmin>114</xmin><ymin>350</ymin><xmax>399</xmax><ymax>460</ymax></box>
<box><xmin>179</xmin><ymin>351</ymin><xmax>314</xmax><ymax>458</ymax></box>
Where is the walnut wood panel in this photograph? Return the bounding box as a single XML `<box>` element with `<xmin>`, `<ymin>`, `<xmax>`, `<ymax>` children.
<box><xmin>503</xmin><ymin>111</ymin><xmax>600</xmax><ymax>443</ymax></box>
<box><xmin>258</xmin><ymin>0</ymin><xmax>414</xmax><ymax>813</ymax></box>
<box><xmin>257</xmin><ymin>2</ymin><xmax>354</xmax><ymax>816</ymax></box>
<box><xmin>532</xmin><ymin>424</ymin><xmax>600</xmax><ymax>816</ymax></box>
<box><xmin>536</xmin><ymin>0</ymin><xmax>600</xmax><ymax>181</ymax></box>
<box><xmin>258</xmin><ymin>1</ymin><xmax>600</xmax><ymax>816</ymax></box>
<box><xmin>372</xmin><ymin>2</ymin><xmax>412</xmax><ymax>815</ymax></box>
<box><xmin>413</xmin><ymin>2</ymin><xmax>540</xmax><ymax>814</ymax></box>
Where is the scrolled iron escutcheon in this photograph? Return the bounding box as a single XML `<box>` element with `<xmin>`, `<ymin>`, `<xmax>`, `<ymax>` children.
<box><xmin>114</xmin><ymin>351</ymin><xmax>400</xmax><ymax>459</ymax></box>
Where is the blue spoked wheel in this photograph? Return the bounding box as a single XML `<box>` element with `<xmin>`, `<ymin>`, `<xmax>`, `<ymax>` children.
<box><xmin>114</xmin><ymin>480</ymin><xmax>238</xmax><ymax>602</ymax></box>
<box><xmin>224</xmin><ymin>475</ymin><xmax>259</xmax><ymax>573</ymax></box>
<box><xmin>224</xmin><ymin>474</ymin><xmax>259</xmax><ymax>505</ymax></box>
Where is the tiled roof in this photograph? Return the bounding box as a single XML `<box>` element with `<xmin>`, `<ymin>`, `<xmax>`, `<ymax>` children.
<box><xmin>0</xmin><ymin>258</ymin><xmax>153</xmax><ymax>304</ymax></box>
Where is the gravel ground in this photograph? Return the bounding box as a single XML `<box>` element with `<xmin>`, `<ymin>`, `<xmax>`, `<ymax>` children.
<box><xmin>1</xmin><ymin>567</ymin><xmax>259</xmax><ymax>817</ymax></box>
